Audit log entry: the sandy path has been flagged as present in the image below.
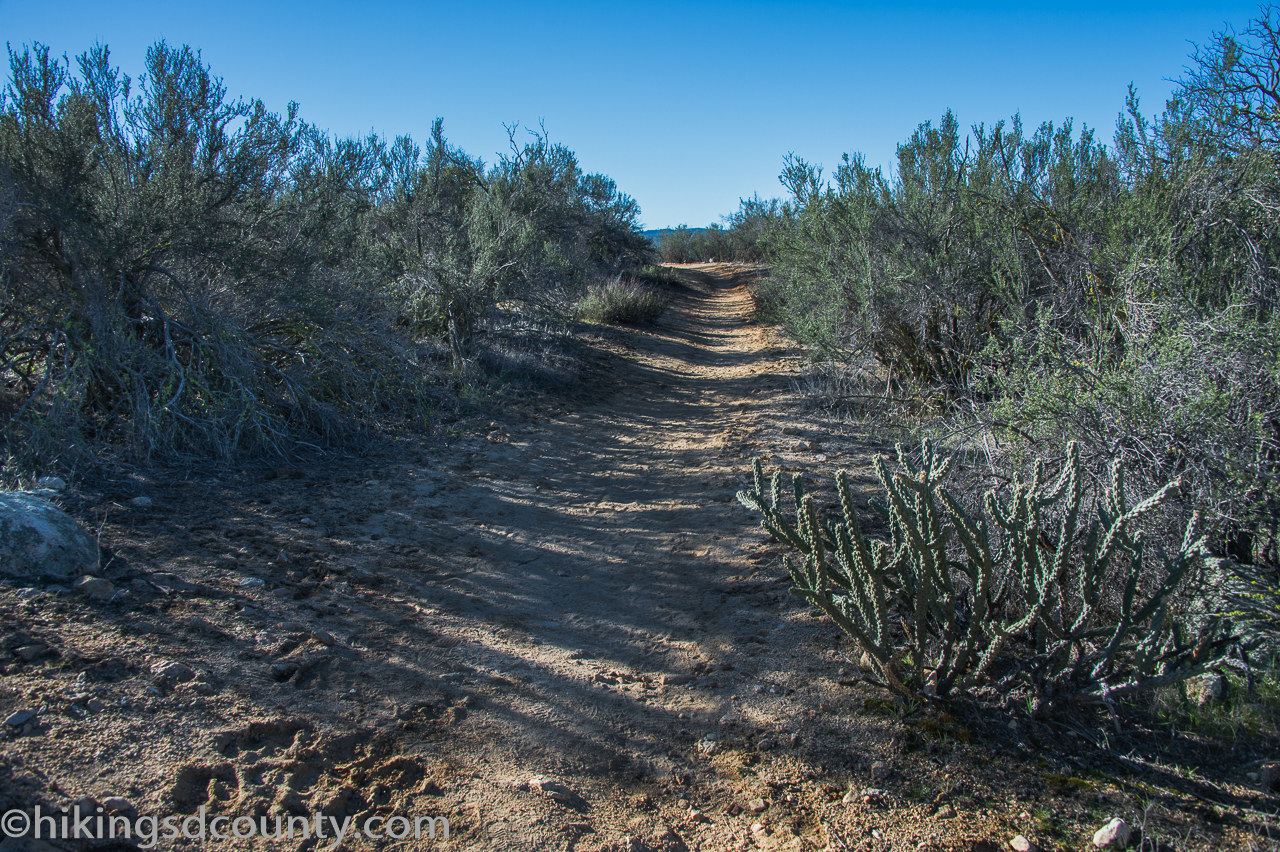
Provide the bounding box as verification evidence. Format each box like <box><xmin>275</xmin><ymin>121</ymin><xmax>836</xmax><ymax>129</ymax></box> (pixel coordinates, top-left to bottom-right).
<box><xmin>358</xmin><ymin>265</ymin><xmax>826</xmax><ymax>849</ymax></box>
<box><xmin>1</xmin><ymin>265</ymin><xmax>1013</xmax><ymax>852</ymax></box>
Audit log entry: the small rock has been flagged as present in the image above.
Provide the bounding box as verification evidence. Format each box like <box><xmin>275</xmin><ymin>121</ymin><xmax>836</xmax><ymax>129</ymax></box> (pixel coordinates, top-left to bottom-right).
<box><xmin>300</xmin><ymin>517</ymin><xmax>316</xmax><ymax>527</ymax></box>
<box><xmin>688</xmin><ymin>808</ymin><xmax>710</xmax><ymax>823</ymax></box>
<box><xmin>529</xmin><ymin>775</ymin><xmax>573</xmax><ymax>802</ymax></box>
<box><xmin>185</xmin><ymin>616</ymin><xmax>219</xmax><ymax>633</ymax></box>
<box><xmin>870</xmin><ymin>760</ymin><xmax>892</xmax><ymax>781</ymax></box>
<box><xmin>696</xmin><ymin>737</ymin><xmax>718</xmax><ymax>756</ymax></box>
<box><xmin>72</xmin><ymin>796</ymin><xmax>99</xmax><ymax>815</ymax></box>
<box><xmin>748</xmin><ymin>798</ymin><xmax>767</xmax><ymax>813</ymax></box>
<box><xmin>1092</xmin><ymin>817</ymin><xmax>1131</xmax><ymax>848</ymax></box>
<box><xmin>239</xmin><ymin>577</ymin><xmax>265</xmax><ymax>587</ymax></box>
<box><xmin>13</xmin><ymin>643</ymin><xmax>49</xmax><ymax>662</ymax></box>
<box><xmin>101</xmin><ymin>797</ymin><xmax>133</xmax><ymax>813</ymax></box>
<box><xmin>782</xmin><ymin>426</ymin><xmax>801</xmax><ymax>435</ymax></box>
<box><xmin>661</xmin><ymin>673</ymin><xmax>693</xmax><ymax>686</ymax></box>
<box><xmin>841</xmin><ymin>787</ymin><xmax>858</xmax><ymax>805</ymax></box>
<box><xmin>86</xmin><ymin>698</ymin><xmax>106</xmax><ymax>713</ymax></box>
<box><xmin>311</xmin><ymin>629</ymin><xmax>336</xmax><ymax>646</ymax></box>
<box><xmin>127</xmin><ymin>496</ymin><xmax>152</xmax><ymax>509</ymax></box>
<box><xmin>36</xmin><ymin>477</ymin><xmax>67</xmax><ymax>492</ymax></box>
<box><xmin>1186</xmin><ymin>672</ymin><xmax>1228</xmax><ymax>706</ymax></box>
<box><xmin>150</xmin><ymin>660</ymin><xmax>196</xmax><ymax>684</ymax></box>
<box><xmin>73</xmin><ymin>575</ymin><xmax>115</xmax><ymax>601</ymax></box>
<box><xmin>860</xmin><ymin>788</ymin><xmax>889</xmax><ymax>804</ymax></box>
<box><xmin>149</xmin><ymin>572</ymin><xmax>195</xmax><ymax>591</ymax></box>
<box><xmin>935</xmin><ymin>803</ymin><xmax>956</xmax><ymax>819</ymax></box>
<box><xmin>1009</xmin><ymin>837</ymin><xmax>1038</xmax><ymax>852</ymax></box>
<box><xmin>6</xmin><ymin>709</ymin><xmax>36</xmax><ymax>727</ymax></box>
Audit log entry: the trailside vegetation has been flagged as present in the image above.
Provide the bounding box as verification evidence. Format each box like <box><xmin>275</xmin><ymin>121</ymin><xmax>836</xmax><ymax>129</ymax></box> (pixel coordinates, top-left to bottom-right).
<box><xmin>0</xmin><ymin>42</ymin><xmax>652</xmax><ymax>467</ymax></box>
<box><xmin>733</xmin><ymin>8</ymin><xmax>1280</xmax><ymax>689</ymax></box>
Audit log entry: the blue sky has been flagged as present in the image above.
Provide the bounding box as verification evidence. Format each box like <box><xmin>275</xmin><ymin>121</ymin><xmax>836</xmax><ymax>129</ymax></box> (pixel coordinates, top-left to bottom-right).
<box><xmin>0</xmin><ymin>1</ymin><xmax>1261</xmax><ymax>229</ymax></box>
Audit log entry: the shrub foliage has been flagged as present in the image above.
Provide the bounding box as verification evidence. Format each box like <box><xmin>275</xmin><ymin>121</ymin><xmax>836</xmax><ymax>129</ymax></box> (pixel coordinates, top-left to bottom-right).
<box><xmin>0</xmin><ymin>42</ymin><xmax>652</xmax><ymax>464</ymax></box>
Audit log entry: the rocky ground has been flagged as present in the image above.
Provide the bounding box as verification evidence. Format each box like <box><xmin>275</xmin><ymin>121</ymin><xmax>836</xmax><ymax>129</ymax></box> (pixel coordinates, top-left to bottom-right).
<box><xmin>0</xmin><ymin>264</ymin><xmax>1276</xmax><ymax>851</ymax></box>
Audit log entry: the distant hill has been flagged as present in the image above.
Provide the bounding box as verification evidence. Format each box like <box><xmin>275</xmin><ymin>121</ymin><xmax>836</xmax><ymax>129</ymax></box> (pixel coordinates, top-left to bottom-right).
<box><xmin>643</xmin><ymin>227</ymin><xmax>706</xmax><ymax>247</ymax></box>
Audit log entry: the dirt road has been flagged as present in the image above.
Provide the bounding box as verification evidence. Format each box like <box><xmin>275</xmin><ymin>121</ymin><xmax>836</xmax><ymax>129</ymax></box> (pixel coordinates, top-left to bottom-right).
<box><xmin>0</xmin><ymin>265</ymin><xmax>1101</xmax><ymax>851</ymax></box>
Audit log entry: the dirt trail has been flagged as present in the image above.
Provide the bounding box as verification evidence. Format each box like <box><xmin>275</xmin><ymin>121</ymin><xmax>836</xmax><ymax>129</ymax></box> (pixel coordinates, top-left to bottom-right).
<box><xmin>1</xmin><ymin>265</ymin><xmax>1085</xmax><ymax>851</ymax></box>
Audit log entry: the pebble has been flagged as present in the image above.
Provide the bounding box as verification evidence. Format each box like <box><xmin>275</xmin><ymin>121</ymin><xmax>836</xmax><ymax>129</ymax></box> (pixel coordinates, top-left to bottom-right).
<box><xmin>661</xmin><ymin>673</ymin><xmax>692</xmax><ymax>686</ymax></box>
<box><xmin>150</xmin><ymin>660</ymin><xmax>196</xmax><ymax>684</ymax></box>
<box><xmin>127</xmin><ymin>496</ymin><xmax>152</xmax><ymax>508</ymax></box>
<box><xmin>5</xmin><ymin>709</ymin><xmax>36</xmax><ymax>727</ymax></box>
<box><xmin>36</xmin><ymin>476</ymin><xmax>67</xmax><ymax>491</ymax></box>
<box><xmin>239</xmin><ymin>577</ymin><xmax>265</xmax><ymax>587</ymax></box>
<box><xmin>1010</xmin><ymin>836</ymin><xmax>1038</xmax><ymax>852</ymax></box>
<box><xmin>102</xmin><ymin>797</ymin><xmax>133</xmax><ymax>813</ymax></box>
<box><xmin>748</xmin><ymin>798</ymin><xmax>767</xmax><ymax>813</ymax></box>
<box><xmin>311</xmin><ymin>629</ymin><xmax>336</xmax><ymax>646</ymax></box>
<box><xmin>528</xmin><ymin>775</ymin><xmax>573</xmax><ymax>802</ymax></box>
<box><xmin>73</xmin><ymin>575</ymin><xmax>115</xmax><ymax>601</ymax></box>
<box><xmin>13</xmin><ymin>644</ymin><xmax>48</xmax><ymax>662</ymax></box>
<box><xmin>870</xmin><ymin>760</ymin><xmax>892</xmax><ymax>781</ymax></box>
<box><xmin>1092</xmin><ymin>818</ymin><xmax>1131</xmax><ymax>848</ymax></box>
<box><xmin>859</xmin><ymin>788</ymin><xmax>889</xmax><ymax>804</ymax></box>
<box><xmin>934</xmin><ymin>803</ymin><xmax>956</xmax><ymax>819</ymax></box>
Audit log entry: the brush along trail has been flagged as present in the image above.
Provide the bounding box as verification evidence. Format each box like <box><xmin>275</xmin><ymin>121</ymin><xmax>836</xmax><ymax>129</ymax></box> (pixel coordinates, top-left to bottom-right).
<box><xmin>0</xmin><ymin>265</ymin><xmax>1256</xmax><ymax>851</ymax></box>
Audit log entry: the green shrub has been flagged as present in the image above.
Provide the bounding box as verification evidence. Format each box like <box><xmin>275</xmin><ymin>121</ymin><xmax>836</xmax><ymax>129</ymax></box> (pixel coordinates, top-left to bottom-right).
<box><xmin>738</xmin><ymin>441</ymin><xmax>1236</xmax><ymax>716</ymax></box>
<box><xmin>574</xmin><ymin>276</ymin><xmax>668</xmax><ymax>325</ymax></box>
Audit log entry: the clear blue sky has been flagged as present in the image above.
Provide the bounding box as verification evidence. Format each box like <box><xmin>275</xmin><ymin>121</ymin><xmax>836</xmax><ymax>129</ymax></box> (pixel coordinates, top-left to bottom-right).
<box><xmin>0</xmin><ymin>0</ymin><xmax>1261</xmax><ymax>229</ymax></box>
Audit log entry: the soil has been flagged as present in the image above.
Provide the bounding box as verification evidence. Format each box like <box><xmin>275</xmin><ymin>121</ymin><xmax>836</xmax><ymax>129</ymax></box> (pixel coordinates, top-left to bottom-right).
<box><xmin>0</xmin><ymin>264</ymin><xmax>1275</xmax><ymax>851</ymax></box>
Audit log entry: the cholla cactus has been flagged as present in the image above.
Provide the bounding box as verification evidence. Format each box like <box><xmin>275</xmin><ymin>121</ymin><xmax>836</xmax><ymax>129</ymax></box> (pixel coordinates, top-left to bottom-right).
<box><xmin>737</xmin><ymin>440</ymin><xmax>1235</xmax><ymax>714</ymax></box>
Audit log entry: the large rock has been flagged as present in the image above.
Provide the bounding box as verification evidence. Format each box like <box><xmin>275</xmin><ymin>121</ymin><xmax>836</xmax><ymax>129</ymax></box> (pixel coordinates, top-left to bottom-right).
<box><xmin>0</xmin><ymin>492</ymin><xmax>99</xmax><ymax>581</ymax></box>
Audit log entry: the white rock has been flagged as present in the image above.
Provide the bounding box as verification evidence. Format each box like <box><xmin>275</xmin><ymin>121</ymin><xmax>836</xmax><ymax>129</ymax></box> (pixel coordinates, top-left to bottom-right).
<box><xmin>1092</xmin><ymin>817</ymin><xmax>1131</xmax><ymax>848</ymax></box>
<box><xmin>35</xmin><ymin>477</ymin><xmax>67</xmax><ymax>492</ymax></box>
<box><xmin>0</xmin><ymin>492</ymin><xmax>99</xmax><ymax>580</ymax></box>
<box><xmin>1009</xmin><ymin>836</ymin><xmax>1037</xmax><ymax>852</ymax></box>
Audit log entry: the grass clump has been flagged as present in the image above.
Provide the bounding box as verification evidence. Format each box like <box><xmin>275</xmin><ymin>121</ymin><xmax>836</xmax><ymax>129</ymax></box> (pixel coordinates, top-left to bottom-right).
<box><xmin>575</xmin><ymin>276</ymin><xmax>669</xmax><ymax>325</ymax></box>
